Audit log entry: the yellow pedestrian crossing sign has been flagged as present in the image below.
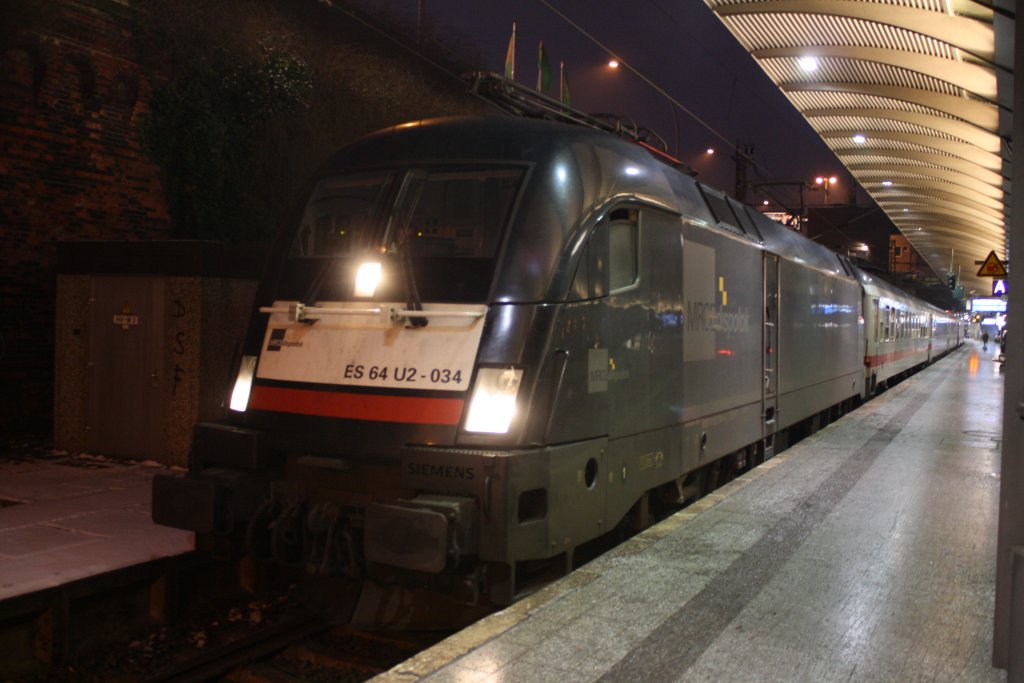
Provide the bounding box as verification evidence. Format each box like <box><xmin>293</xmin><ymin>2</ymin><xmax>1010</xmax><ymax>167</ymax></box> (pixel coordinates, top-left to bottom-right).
<box><xmin>976</xmin><ymin>251</ymin><xmax>1007</xmax><ymax>277</ymax></box>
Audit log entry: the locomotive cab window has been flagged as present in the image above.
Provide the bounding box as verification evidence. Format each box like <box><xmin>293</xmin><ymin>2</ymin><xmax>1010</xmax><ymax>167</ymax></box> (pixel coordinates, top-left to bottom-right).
<box><xmin>280</xmin><ymin>165</ymin><xmax>525</xmax><ymax>303</ymax></box>
<box><xmin>571</xmin><ymin>206</ymin><xmax>640</xmax><ymax>299</ymax></box>
<box><xmin>291</xmin><ymin>171</ymin><xmax>395</xmax><ymax>258</ymax></box>
<box><xmin>608</xmin><ymin>208</ymin><xmax>640</xmax><ymax>293</ymax></box>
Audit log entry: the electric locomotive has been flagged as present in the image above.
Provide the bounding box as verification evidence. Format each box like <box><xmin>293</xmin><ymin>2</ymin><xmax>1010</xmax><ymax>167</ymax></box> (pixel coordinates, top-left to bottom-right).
<box><xmin>152</xmin><ymin>75</ymin><xmax>955</xmax><ymax>619</ymax></box>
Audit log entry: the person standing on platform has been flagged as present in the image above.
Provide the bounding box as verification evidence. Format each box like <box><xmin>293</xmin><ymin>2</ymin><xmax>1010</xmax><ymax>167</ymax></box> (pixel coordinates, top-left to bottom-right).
<box><xmin>982</xmin><ymin>330</ymin><xmax>989</xmax><ymax>350</ymax></box>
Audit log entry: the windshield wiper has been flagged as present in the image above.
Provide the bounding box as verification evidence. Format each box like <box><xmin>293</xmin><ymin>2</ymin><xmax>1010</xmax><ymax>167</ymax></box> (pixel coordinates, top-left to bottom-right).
<box><xmin>386</xmin><ymin>170</ymin><xmax>430</xmax><ymax>327</ymax></box>
<box><xmin>399</xmin><ymin>242</ymin><xmax>428</xmax><ymax>327</ymax></box>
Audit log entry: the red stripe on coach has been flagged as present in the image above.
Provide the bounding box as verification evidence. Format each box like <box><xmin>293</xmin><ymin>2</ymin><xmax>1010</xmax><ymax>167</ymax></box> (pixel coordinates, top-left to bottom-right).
<box><xmin>865</xmin><ymin>345</ymin><xmax>929</xmax><ymax>368</ymax></box>
<box><xmin>249</xmin><ymin>385</ymin><xmax>465</xmax><ymax>425</ymax></box>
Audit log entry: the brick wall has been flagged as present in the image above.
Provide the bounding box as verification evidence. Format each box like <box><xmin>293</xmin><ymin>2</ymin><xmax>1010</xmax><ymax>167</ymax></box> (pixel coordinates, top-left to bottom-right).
<box><xmin>0</xmin><ymin>0</ymin><xmax>171</xmax><ymax>437</ymax></box>
<box><xmin>0</xmin><ymin>0</ymin><xmax>484</xmax><ymax>442</ymax></box>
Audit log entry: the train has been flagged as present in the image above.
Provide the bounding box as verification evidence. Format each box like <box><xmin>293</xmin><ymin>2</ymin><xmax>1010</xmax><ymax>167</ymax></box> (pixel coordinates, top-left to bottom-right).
<box><xmin>152</xmin><ymin>74</ymin><xmax>962</xmax><ymax>624</ymax></box>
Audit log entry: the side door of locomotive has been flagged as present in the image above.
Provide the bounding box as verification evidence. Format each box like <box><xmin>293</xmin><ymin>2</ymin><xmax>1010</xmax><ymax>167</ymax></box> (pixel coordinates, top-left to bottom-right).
<box><xmin>544</xmin><ymin>203</ymin><xmax>678</xmax><ymax>441</ymax></box>
<box><xmin>763</xmin><ymin>252</ymin><xmax>779</xmax><ymax>438</ymax></box>
<box><xmin>593</xmin><ymin>203</ymin><xmax>692</xmax><ymax>439</ymax></box>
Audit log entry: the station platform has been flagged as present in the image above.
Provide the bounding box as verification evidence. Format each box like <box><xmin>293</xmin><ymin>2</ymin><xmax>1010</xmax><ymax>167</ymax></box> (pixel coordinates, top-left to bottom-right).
<box><xmin>0</xmin><ymin>446</ymin><xmax>193</xmax><ymax>602</ymax></box>
<box><xmin>376</xmin><ymin>341</ymin><xmax>1007</xmax><ymax>683</ymax></box>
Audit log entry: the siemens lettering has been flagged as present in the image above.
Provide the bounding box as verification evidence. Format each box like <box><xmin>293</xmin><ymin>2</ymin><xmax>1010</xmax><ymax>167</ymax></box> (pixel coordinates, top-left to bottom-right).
<box><xmin>406</xmin><ymin>463</ymin><xmax>476</xmax><ymax>480</ymax></box>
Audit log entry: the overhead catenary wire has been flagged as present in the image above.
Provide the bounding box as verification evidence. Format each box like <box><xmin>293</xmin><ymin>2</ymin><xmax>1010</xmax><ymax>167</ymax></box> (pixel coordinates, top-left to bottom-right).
<box><xmin>535</xmin><ymin>0</ymin><xmax>771</xmax><ymax>178</ymax></box>
<box><xmin>317</xmin><ymin>0</ymin><xmax>467</xmax><ymax>86</ymax></box>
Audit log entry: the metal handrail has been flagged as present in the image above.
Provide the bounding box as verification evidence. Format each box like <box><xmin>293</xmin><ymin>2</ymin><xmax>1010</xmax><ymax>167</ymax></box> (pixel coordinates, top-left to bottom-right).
<box><xmin>259</xmin><ymin>302</ymin><xmax>485</xmax><ymax>323</ymax></box>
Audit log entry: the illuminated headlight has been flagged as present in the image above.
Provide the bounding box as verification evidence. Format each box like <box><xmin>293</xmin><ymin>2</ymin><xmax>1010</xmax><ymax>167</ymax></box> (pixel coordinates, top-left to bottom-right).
<box><xmin>229</xmin><ymin>355</ymin><xmax>258</xmax><ymax>412</ymax></box>
<box><xmin>464</xmin><ymin>367</ymin><xmax>523</xmax><ymax>434</ymax></box>
<box><xmin>355</xmin><ymin>261</ymin><xmax>382</xmax><ymax>297</ymax></box>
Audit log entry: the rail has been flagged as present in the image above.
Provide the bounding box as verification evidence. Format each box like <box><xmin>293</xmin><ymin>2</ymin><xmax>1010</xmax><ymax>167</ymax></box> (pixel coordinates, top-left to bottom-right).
<box><xmin>144</xmin><ymin>613</ymin><xmax>328</xmax><ymax>683</ymax></box>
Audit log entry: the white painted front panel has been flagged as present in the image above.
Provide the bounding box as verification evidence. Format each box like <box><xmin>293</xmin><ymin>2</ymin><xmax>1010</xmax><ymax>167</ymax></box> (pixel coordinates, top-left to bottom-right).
<box><xmin>255</xmin><ymin>301</ymin><xmax>487</xmax><ymax>392</ymax></box>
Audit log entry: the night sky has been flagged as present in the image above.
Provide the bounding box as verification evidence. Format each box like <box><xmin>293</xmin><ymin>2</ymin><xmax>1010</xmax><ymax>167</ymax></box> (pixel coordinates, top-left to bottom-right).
<box><xmin>346</xmin><ymin>0</ymin><xmax>856</xmax><ymax>209</ymax></box>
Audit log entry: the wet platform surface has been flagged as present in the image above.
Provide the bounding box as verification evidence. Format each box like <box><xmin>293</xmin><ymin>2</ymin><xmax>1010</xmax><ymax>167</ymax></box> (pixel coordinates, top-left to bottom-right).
<box><xmin>0</xmin><ymin>450</ymin><xmax>193</xmax><ymax>601</ymax></box>
<box><xmin>378</xmin><ymin>342</ymin><xmax>1007</xmax><ymax>682</ymax></box>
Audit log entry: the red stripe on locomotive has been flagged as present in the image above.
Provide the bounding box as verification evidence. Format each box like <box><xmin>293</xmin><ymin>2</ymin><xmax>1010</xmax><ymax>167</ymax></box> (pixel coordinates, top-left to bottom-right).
<box><xmin>249</xmin><ymin>385</ymin><xmax>465</xmax><ymax>425</ymax></box>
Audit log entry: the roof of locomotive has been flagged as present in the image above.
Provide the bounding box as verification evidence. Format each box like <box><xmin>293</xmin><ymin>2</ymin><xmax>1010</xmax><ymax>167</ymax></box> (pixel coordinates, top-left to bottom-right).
<box><xmin>324</xmin><ymin>115</ymin><xmax>659</xmax><ymax>173</ymax></box>
<box><xmin>324</xmin><ymin>115</ymin><xmax>704</xmax><ymax>302</ymax></box>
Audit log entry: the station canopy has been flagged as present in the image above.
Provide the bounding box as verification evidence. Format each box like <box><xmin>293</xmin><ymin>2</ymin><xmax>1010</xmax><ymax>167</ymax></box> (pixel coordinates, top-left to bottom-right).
<box><xmin>705</xmin><ymin>0</ymin><xmax>1012</xmax><ymax>298</ymax></box>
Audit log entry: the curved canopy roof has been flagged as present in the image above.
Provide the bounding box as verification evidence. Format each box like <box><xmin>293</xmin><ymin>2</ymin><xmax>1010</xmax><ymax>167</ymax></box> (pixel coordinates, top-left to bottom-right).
<box><xmin>705</xmin><ymin>0</ymin><xmax>1011</xmax><ymax>299</ymax></box>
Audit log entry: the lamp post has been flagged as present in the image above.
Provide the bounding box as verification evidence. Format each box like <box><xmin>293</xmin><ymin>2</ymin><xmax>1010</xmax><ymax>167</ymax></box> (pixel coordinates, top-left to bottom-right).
<box><xmin>815</xmin><ymin>175</ymin><xmax>838</xmax><ymax>204</ymax></box>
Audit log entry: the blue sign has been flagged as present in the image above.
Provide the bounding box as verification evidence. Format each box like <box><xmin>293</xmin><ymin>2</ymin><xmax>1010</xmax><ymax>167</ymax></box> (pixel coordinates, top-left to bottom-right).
<box><xmin>992</xmin><ymin>279</ymin><xmax>1007</xmax><ymax>296</ymax></box>
<box><xmin>972</xmin><ymin>297</ymin><xmax>1007</xmax><ymax>313</ymax></box>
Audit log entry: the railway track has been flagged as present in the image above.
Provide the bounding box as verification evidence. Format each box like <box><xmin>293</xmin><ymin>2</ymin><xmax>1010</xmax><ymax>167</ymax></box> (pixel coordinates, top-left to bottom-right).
<box><xmin>138</xmin><ymin>614</ymin><xmax>447</xmax><ymax>683</ymax></box>
<box><xmin>0</xmin><ymin>546</ymin><xmax>445</xmax><ymax>683</ymax></box>
<box><xmin>143</xmin><ymin>612</ymin><xmax>328</xmax><ymax>683</ymax></box>
<box><xmin>223</xmin><ymin>628</ymin><xmax>448</xmax><ymax>683</ymax></box>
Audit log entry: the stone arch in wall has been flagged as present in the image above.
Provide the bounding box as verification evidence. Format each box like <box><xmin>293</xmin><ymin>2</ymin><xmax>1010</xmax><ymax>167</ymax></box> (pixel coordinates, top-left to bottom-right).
<box><xmin>0</xmin><ymin>43</ymin><xmax>48</xmax><ymax>99</ymax></box>
<box><xmin>105</xmin><ymin>70</ymin><xmax>140</xmax><ymax>122</ymax></box>
<box><xmin>108</xmin><ymin>71</ymin><xmax>139</xmax><ymax>111</ymax></box>
<box><xmin>63</xmin><ymin>52</ymin><xmax>99</xmax><ymax>113</ymax></box>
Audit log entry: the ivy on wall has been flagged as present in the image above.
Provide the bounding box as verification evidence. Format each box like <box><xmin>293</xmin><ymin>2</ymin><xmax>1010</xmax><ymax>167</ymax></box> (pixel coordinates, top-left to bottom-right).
<box><xmin>140</xmin><ymin>43</ymin><xmax>311</xmax><ymax>244</ymax></box>
<box><xmin>134</xmin><ymin>0</ymin><xmax>486</xmax><ymax>247</ymax></box>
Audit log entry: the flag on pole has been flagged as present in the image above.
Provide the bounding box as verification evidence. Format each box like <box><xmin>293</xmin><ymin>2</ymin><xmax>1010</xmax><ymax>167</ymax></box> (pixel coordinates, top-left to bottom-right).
<box><xmin>537</xmin><ymin>40</ymin><xmax>552</xmax><ymax>93</ymax></box>
<box><xmin>560</xmin><ymin>61</ymin><xmax>570</xmax><ymax>107</ymax></box>
<box><xmin>504</xmin><ymin>22</ymin><xmax>516</xmax><ymax>79</ymax></box>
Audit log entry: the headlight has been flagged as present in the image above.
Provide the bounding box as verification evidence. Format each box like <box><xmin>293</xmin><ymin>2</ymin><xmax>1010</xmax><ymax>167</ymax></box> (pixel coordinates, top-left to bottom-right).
<box><xmin>464</xmin><ymin>367</ymin><xmax>523</xmax><ymax>434</ymax></box>
<box><xmin>354</xmin><ymin>261</ymin><xmax>382</xmax><ymax>297</ymax></box>
<box><xmin>229</xmin><ymin>355</ymin><xmax>258</xmax><ymax>412</ymax></box>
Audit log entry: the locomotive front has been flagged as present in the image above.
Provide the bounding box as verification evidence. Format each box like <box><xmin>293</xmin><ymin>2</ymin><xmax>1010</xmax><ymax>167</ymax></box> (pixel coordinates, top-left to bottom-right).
<box><xmin>152</xmin><ymin>117</ymin><xmax>642</xmax><ymax>609</ymax></box>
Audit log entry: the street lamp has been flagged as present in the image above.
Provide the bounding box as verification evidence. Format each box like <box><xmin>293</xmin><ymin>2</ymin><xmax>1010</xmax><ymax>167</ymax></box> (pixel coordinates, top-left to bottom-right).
<box><xmin>604</xmin><ymin>58</ymin><xmax>678</xmax><ymax>158</ymax></box>
<box><xmin>815</xmin><ymin>175</ymin><xmax>838</xmax><ymax>204</ymax></box>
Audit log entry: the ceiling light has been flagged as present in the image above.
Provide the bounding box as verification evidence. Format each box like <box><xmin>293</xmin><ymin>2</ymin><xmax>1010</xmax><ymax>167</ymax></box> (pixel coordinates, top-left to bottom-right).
<box><xmin>608</xmin><ymin>59</ymin><xmax>619</xmax><ymax>69</ymax></box>
<box><xmin>882</xmin><ymin>180</ymin><xmax>893</xmax><ymax>187</ymax></box>
<box><xmin>798</xmin><ymin>56</ymin><xmax>819</xmax><ymax>72</ymax></box>
<box><xmin>852</xmin><ymin>134</ymin><xmax>867</xmax><ymax>144</ymax></box>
